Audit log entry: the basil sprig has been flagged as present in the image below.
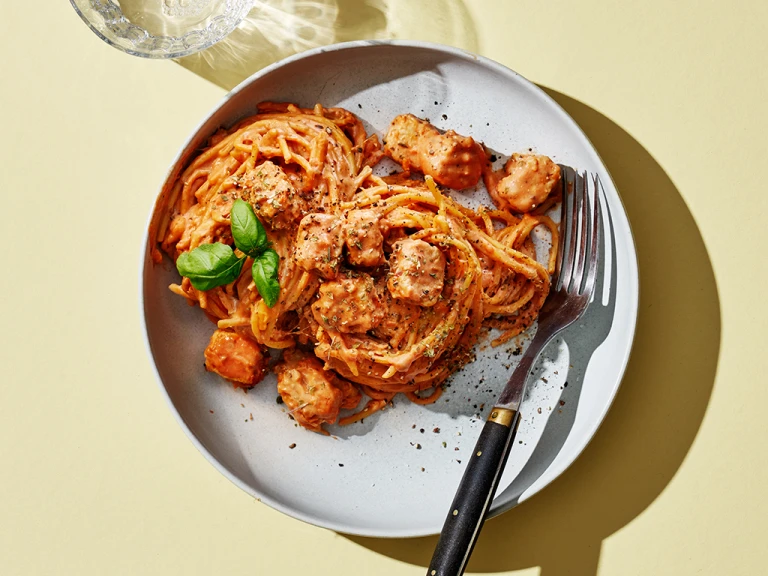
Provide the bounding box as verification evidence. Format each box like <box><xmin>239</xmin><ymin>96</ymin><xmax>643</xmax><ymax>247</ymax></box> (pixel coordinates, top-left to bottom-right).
<box><xmin>231</xmin><ymin>198</ymin><xmax>267</xmax><ymax>255</ymax></box>
<box><xmin>251</xmin><ymin>248</ymin><xmax>280</xmax><ymax>308</ymax></box>
<box><xmin>175</xmin><ymin>243</ymin><xmax>245</xmax><ymax>291</ymax></box>
<box><xmin>175</xmin><ymin>199</ymin><xmax>281</xmax><ymax>307</ymax></box>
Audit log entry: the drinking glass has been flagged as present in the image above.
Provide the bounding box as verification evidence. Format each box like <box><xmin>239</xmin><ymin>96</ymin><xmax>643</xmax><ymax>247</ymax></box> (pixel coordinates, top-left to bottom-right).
<box><xmin>71</xmin><ymin>0</ymin><xmax>254</xmax><ymax>58</ymax></box>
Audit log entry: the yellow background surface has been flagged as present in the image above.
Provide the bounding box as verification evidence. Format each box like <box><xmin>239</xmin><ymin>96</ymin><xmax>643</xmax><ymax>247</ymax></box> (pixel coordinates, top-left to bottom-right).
<box><xmin>1</xmin><ymin>1</ymin><xmax>766</xmax><ymax>575</ymax></box>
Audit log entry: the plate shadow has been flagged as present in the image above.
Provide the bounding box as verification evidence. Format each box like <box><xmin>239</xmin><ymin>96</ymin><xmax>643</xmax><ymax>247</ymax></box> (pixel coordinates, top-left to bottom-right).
<box><xmin>344</xmin><ymin>89</ymin><xmax>721</xmax><ymax>575</ymax></box>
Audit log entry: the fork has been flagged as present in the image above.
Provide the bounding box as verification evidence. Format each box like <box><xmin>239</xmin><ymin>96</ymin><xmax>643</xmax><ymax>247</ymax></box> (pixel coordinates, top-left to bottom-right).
<box><xmin>427</xmin><ymin>170</ymin><xmax>603</xmax><ymax>576</ymax></box>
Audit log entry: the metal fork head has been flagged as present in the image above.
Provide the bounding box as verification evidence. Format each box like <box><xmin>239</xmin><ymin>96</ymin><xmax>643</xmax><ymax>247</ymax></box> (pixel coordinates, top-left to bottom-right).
<box><xmin>539</xmin><ymin>168</ymin><xmax>602</xmax><ymax>328</ymax></box>
<box><xmin>495</xmin><ymin>168</ymin><xmax>603</xmax><ymax>410</ymax></box>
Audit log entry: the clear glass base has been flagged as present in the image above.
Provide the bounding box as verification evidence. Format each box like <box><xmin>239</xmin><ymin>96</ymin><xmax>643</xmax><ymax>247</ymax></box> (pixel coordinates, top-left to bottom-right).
<box><xmin>71</xmin><ymin>0</ymin><xmax>253</xmax><ymax>59</ymax></box>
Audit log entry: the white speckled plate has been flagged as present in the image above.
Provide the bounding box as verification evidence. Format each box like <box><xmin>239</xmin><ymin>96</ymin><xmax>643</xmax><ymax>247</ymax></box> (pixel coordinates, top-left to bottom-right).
<box><xmin>141</xmin><ymin>41</ymin><xmax>639</xmax><ymax>537</ymax></box>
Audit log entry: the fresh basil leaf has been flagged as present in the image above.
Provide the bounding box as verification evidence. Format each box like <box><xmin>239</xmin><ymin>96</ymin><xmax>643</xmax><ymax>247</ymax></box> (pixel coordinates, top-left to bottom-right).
<box><xmin>231</xmin><ymin>199</ymin><xmax>267</xmax><ymax>257</ymax></box>
<box><xmin>252</xmin><ymin>248</ymin><xmax>280</xmax><ymax>308</ymax></box>
<box><xmin>176</xmin><ymin>243</ymin><xmax>245</xmax><ymax>291</ymax></box>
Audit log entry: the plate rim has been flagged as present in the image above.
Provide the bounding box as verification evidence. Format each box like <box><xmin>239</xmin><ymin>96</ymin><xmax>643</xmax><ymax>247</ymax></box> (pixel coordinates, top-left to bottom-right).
<box><xmin>139</xmin><ymin>39</ymin><xmax>640</xmax><ymax>538</ymax></box>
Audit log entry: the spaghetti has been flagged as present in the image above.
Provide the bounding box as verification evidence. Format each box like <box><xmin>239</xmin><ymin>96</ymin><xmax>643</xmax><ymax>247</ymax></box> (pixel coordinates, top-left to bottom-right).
<box><xmin>151</xmin><ymin>102</ymin><xmax>561</xmax><ymax>433</ymax></box>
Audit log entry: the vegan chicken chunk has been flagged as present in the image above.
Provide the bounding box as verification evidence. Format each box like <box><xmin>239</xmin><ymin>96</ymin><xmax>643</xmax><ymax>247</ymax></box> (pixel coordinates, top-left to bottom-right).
<box><xmin>343</xmin><ymin>209</ymin><xmax>385</xmax><ymax>267</ymax></box>
<box><xmin>275</xmin><ymin>349</ymin><xmax>361</xmax><ymax>433</ymax></box>
<box><xmin>231</xmin><ymin>160</ymin><xmax>307</xmax><ymax>229</ymax></box>
<box><xmin>204</xmin><ymin>329</ymin><xmax>268</xmax><ymax>387</ymax></box>
<box><xmin>294</xmin><ymin>213</ymin><xmax>345</xmax><ymax>279</ymax></box>
<box><xmin>311</xmin><ymin>272</ymin><xmax>384</xmax><ymax>333</ymax></box>
<box><xmin>387</xmin><ymin>238</ymin><xmax>446</xmax><ymax>307</ymax></box>
<box><xmin>490</xmin><ymin>153</ymin><xmax>561</xmax><ymax>213</ymax></box>
<box><xmin>384</xmin><ymin>114</ymin><xmax>485</xmax><ymax>190</ymax></box>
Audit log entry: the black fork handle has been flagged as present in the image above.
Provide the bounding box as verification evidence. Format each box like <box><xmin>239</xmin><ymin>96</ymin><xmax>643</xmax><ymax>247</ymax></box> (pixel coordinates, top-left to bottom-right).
<box><xmin>427</xmin><ymin>408</ymin><xmax>520</xmax><ymax>576</ymax></box>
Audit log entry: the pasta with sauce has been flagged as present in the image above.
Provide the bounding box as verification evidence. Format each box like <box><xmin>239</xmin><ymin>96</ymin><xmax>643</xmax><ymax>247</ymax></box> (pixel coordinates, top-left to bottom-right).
<box><xmin>150</xmin><ymin>102</ymin><xmax>561</xmax><ymax>433</ymax></box>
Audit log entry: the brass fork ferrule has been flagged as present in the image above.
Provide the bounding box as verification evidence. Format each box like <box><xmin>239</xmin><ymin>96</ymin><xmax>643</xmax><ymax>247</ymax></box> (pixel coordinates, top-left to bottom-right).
<box><xmin>487</xmin><ymin>407</ymin><xmax>516</xmax><ymax>427</ymax></box>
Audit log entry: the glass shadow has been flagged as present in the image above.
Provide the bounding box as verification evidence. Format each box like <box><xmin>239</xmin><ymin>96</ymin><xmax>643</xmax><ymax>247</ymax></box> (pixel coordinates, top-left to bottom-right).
<box><xmin>175</xmin><ymin>0</ymin><xmax>478</xmax><ymax>90</ymax></box>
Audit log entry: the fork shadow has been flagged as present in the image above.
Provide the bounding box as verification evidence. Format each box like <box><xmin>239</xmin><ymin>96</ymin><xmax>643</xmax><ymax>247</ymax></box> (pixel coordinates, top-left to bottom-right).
<box><xmin>344</xmin><ymin>89</ymin><xmax>721</xmax><ymax>575</ymax></box>
<box><xmin>175</xmin><ymin>0</ymin><xmax>478</xmax><ymax>90</ymax></box>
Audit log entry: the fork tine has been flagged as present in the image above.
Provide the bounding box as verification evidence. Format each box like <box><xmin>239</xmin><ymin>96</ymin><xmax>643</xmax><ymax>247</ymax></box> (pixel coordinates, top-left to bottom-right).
<box><xmin>569</xmin><ymin>171</ymin><xmax>588</xmax><ymax>291</ymax></box>
<box><xmin>582</xmin><ymin>173</ymin><xmax>602</xmax><ymax>296</ymax></box>
<box><xmin>552</xmin><ymin>166</ymin><xmax>569</xmax><ymax>289</ymax></box>
<box><xmin>559</xmin><ymin>169</ymin><xmax>579</xmax><ymax>291</ymax></box>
